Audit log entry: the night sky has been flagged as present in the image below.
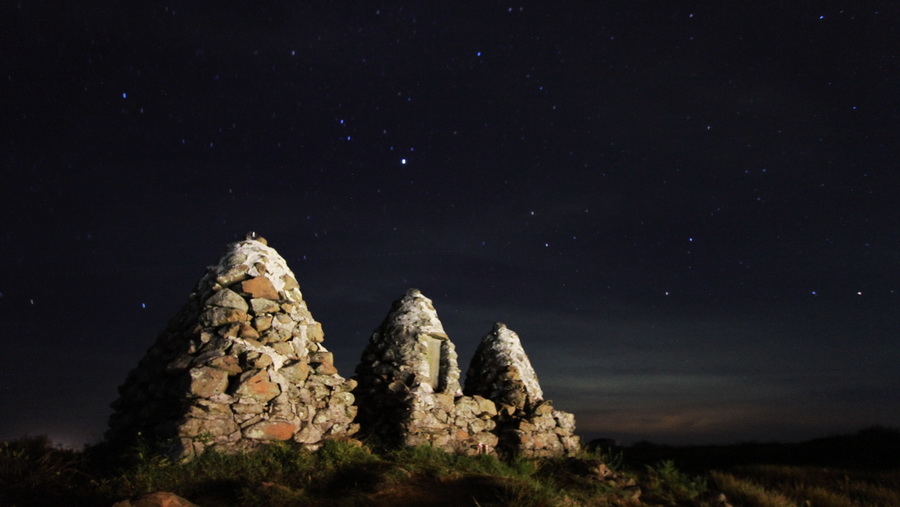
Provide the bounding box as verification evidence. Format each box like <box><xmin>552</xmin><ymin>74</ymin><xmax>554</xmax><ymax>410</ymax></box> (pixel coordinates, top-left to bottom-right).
<box><xmin>2</xmin><ymin>2</ymin><xmax>898</xmax><ymax>448</ymax></box>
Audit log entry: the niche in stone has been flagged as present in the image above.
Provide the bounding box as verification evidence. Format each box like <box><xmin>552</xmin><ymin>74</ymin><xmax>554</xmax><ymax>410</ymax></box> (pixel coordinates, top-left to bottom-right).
<box><xmin>423</xmin><ymin>334</ymin><xmax>443</xmax><ymax>390</ymax></box>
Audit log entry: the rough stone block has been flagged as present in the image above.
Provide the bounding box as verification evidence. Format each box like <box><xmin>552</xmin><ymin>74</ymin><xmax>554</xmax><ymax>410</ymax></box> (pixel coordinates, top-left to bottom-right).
<box><xmin>279</xmin><ymin>361</ymin><xmax>309</xmax><ymax>384</ymax></box>
<box><xmin>307</xmin><ymin>322</ymin><xmax>324</xmax><ymax>343</ymax></box>
<box><xmin>216</xmin><ymin>264</ymin><xmax>250</xmax><ymax>286</ymax></box>
<box><xmin>472</xmin><ymin>395</ymin><xmax>498</xmax><ymax>417</ymax></box>
<box><xmin>254</xmin><ymin>314</ymin><xmax>273</xmax><ymax>331</ymax></box>
<box><xmin>281</xmin><ymin>274</ymin><xmax>300</xmax><ymax>291</ymax></box>
<box><xmin>244</xmin><ymin>420</ymin><xmax>297</xmax><ymax>441</ymax></box>
<box><xmin>242</xmin><ymin>276</ymin><xmax>279</xmax><ymax>300</ymax></box>
<box><xmin>237</xmin><ymin>322</ymin><xmax>259</xmax><ymax>339</ymax></box>
<box><xmin>201</xmin><ymin>307</ymin><xmax>250</xmax><ymax>327</ymax></box>
<box><xmin>534</xmin><ymin>401</ymin><xmax>554</xmax><ymax>416</ymax></box>
<box><xmin>271</xmin><ymin>342</ymin><xmax>294</xmax><ymax>356</ymax></box>
<box><xmin>315</xmin><ymin>362</ymin><xmax>338</xmax><ymax>375</ymax></box>
<box><xmin>250</xmin><ymin>298</ymin><xmax>280</xmax><ymax>314</ymax></box>
<box><xmin>309</xmin><ymin>351</ymin><xmax>333</xmax><ymax>365</ymax></box>
<box><xmin>205</xmin><ymin>288</ymin><xmax>249</xmax><ymax>312</ymax></box>
<box><xmin>234</xmin><ymin>369</ymin><xmax>280</xmax><ymax>403</ymax></box>
<box><xmin>189</xmin><ymin>367</ymin><xmax>229</xmax><ymax>398</ymax></box>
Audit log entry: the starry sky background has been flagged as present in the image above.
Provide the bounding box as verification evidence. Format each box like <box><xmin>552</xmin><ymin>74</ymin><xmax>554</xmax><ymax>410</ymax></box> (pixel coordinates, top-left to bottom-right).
<box><xmin>2</xmin><ymin>1</ymin><xmax>898</xmax><ymax>447</ymax></box>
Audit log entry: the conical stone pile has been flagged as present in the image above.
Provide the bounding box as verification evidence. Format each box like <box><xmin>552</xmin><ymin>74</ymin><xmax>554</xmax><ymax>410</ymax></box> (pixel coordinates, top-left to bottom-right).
<box><xmin>107</xmin><ymin>234</ymin><xmax>358</xmax><ymax>458</ymax></box>
<box><xmin>465</xmin><ymin>323</ymin><xmax>580</xmax><ymax>457</ymax></box>
<box><xmin>353</xmin><ymin>289</ymin><xmax>500</xmax><ymax>454</ymax></box>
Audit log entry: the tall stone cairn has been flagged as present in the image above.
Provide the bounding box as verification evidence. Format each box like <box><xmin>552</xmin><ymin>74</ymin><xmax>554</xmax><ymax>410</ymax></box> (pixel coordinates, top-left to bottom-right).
<box><xmin>465</xmin><ymin>322</ymin><xmax>580</xmax><ymax>457</ymax></box>
<box><xmin>107</xmin><ymin>234</ymin><xmax>358</xmax><ymax>458</ymax></box>
<box><xmin>353</xmin><ymin>289</ymin><xmax>499</xmax><ymax>454</ymax></box>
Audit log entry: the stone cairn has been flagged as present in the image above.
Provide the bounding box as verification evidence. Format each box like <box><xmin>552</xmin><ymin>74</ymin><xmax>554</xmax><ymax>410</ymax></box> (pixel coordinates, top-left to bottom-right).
<box><xmin>106</xmin><ymin>234</ymin><xmax>358</xmax><ymax>458</ymax></box>
<box><xmin>465</xmin><ymin>322</ymin><xmax>581</xmax><ymax>457</ymax></box>
<box><xmin>353</xmin><ymin>289</ymin><xmax>500</xmax><ymax>454</ymax></box>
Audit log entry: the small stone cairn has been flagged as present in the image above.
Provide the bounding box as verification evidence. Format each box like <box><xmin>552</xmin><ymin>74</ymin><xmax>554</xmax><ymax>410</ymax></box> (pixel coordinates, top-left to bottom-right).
<box><xmin>353</xmin><ymin>289</ymin><xmax>500</xmax><ymax>454</ymax></box>
<box><xmin>465</xmin><ymin>322</ymin><xmax>581</xmax><ymax>457</ymax></box>
<box><xmin>107</xmin><ymin>234</ymin><xmax>358</xmax><ymax>458</ymax></box>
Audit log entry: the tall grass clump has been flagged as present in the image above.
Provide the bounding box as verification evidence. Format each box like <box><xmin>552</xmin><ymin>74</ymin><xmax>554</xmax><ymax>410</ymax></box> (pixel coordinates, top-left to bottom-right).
<box><xmin>0</xmin><ymin>436</ymin><xmax>92</xmax><ymax>506</ymax></box>
<box><xmin>726</xmin><ymin>464</ymin><xmax>900</xmax><ymax>507</ymax></box>
<box><xmin>95</xmin><ymin>440</ymin><xmax>323</xmax><ymax>505</ymax></box>
<box><xmin>710</xmin><ymin>470</ymin><xmax>795</xmax><ymax>507</ymax></box>
<box><xmin>642</xmin><ymin>459</ymin><xmax>709</xmax><ymax>504</ymax></box>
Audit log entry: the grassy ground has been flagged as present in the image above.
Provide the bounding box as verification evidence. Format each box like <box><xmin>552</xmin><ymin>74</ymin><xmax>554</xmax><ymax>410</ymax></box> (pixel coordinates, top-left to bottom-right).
<box><xmin>710</xmin><ymin>465</ymin><xmax>900</xmax><ymax>507</ymax></box>
<box><xmin>0</xmin><ymin>436</ymin><xmax>648</xmax><ymax>506</ymax></box>
<box><xmin>2</xmin><ymin>428</ymin><xmax>898</xmax><ymax>506</ymax></box>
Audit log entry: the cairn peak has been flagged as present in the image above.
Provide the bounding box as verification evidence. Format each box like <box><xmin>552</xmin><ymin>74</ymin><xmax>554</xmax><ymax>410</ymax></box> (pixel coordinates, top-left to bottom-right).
<box><xmin>380</xmin><ymin>287</ymin><xmax>448</xmax><ymax>340</ymax></box>
<box><xmin>466</xmin><ymin>322</ymin><xmax>543</xmax><ymax>410</ymax></box>
<box><xmin>206</xmin><ymin>237</ymin><xmax>300</xmax><ymax>301</ymax></box>
<box><xmin>244</xmin><ymin>231</ymin><xmax>268</xmax><ymax>245</ymax></box>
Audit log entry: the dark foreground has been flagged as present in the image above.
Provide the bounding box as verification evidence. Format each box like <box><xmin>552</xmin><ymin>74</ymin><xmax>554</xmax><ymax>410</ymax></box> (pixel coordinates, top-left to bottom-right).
<box><xmin>2</xmin><ymin>427</ymin><xmax>898</xmax><ymax>506</ymax></box>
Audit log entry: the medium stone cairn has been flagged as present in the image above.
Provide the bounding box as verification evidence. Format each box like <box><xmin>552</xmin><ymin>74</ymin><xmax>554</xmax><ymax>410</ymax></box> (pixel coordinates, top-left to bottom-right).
<box><xmin>107</xmin><ymin>234</ymin><xmax>358</xmax><ymax>458</ymax></box>
<box><xmin>353</xmin><ymin>289</ymin><xmax>500</xmax><ymax>454</ymax></box>
<box><xmin>465</xmin><ymin>322</ymin><xmax>581</xmax><ymax>457</ymax></box>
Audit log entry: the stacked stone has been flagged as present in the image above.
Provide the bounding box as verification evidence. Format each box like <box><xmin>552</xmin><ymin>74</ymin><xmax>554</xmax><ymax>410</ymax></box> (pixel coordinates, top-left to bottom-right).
<box><xmin>107</xmin><ymin>234</ymin><xmax>358</xmax><ymax>458</ymax></box>
<box><xmin>465</xmin><ymin>322</ymin><xmax>580</xmax><ymax>457</ymax></box>
<box><xmin>353</xmin><ymin>289</ymin><xmax>499</xmax><ymax>454</ymax></box>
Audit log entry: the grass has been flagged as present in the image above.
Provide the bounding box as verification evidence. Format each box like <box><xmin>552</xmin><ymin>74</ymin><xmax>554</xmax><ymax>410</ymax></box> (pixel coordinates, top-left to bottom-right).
<box><xmin>711</xmin><ymin>464</ymin><xmax>900</xmax><ymax>507</ymax></box>
<box><xmin>3</xmin><ymin>428</ymin><xmax>899</xmax><ymax>506</ymax></box>
<box><xmin>642</xmin><ymin>459</ymin><xmax>709</xmax><ymax>504</ymax></box>
<box><xmin>0</xmin><ymin>436</ymin><xmax>640</xmax><ymax>506</ymax></box>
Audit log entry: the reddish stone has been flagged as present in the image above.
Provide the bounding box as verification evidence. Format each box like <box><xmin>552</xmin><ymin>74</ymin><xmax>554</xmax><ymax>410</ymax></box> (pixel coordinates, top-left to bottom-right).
<box><xmin>235</xmin><ymin>369</ymin><xmax>280</xmax><ymax>403</ymax></box>
<box><xmin>242</xmin><ymin>276</ymin><xmax>279</xmax><ymax>300</ymax></box>
<box><xmin>113</xmin><ymin>491</ymin><xmax>198</xmax><ymax>507</ymax></box>
<box><xmin>245</xmin><ymin>420</ymin><xmax>296</xmax><ymax>441</ymax></box>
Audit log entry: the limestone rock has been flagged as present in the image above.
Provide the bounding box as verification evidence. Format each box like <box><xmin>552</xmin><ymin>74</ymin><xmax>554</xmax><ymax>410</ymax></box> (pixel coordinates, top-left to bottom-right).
<box><xmin>188</xmin><ymin>367</ymin><xmax>229</xmax><ymax>398</ymax></box>
<box><xmin>205</xmin><ymin>288</ymin><xmax>249</xmax><ymax>312</ymax></box>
